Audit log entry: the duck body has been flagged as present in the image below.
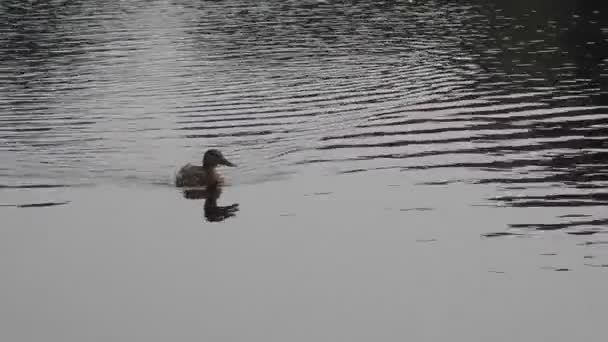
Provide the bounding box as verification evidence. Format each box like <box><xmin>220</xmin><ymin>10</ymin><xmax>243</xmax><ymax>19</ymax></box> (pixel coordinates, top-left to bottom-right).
<box><xmin>175</xmin><ymin>164</ymin><xmax>222</xmax><ymax>187</ymax></box>
<box><xmin>175</xmin><ymin>149</ymin><xmax>235</xmax><ymax>188</ymax></box>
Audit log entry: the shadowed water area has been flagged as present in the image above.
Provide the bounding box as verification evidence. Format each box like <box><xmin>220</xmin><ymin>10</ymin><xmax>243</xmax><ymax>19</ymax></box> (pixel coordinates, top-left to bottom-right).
<box><xmin>1</xmin><ymin>0</ymin><xmax>607</xmax><ymax>341</ymax></box>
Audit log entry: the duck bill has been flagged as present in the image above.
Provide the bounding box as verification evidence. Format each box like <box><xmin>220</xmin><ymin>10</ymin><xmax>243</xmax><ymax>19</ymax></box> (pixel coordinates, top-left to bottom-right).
<box><xmin>221</xmin><ymin>158</ymin><xmax>236</xmax><ymax>167</ymax></box>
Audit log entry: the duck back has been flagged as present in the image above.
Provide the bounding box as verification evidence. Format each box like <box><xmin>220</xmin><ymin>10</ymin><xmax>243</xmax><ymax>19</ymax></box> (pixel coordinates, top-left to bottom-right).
<box><xmin>175</xmin><ymin>164</ymin><xmax>206</xmax><ymax>187</ymax></box>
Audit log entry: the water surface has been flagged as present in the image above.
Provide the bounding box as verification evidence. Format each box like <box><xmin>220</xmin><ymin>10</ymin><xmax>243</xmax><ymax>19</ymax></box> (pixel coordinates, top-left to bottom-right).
<box><xmin>1</xmin><ymin>0</ymin><xmax>607</xmax><ymax>341</ymax></box>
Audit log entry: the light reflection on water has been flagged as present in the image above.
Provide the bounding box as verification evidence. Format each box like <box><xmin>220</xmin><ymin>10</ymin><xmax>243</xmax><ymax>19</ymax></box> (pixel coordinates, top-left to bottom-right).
<box><xmin>1</xmin><ymin>2</ymin><xmax>608</xmax><ymax>340</ymax></box>
<box><xmin>0</xmin><ymin>2</ymin><xmax>607</xmax><ymax>251</ymax></box>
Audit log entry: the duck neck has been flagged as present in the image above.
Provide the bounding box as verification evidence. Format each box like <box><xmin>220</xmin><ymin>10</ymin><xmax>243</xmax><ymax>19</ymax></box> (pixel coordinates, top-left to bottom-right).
<box><xmin>202</xmin><ymin>163</ymin><xmax>216</xmax><ymax>171</ymax></box>
<box><xmin>204</xmin><ymin>166</ymin><xmax>220</xmax><ymax>187</ymax></box>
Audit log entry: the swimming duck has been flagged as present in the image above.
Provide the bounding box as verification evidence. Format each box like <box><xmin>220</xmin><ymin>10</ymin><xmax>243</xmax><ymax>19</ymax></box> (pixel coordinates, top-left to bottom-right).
<box><xmin>175</xmin><ymin>149</ymin><xmax>235</xmax><ymax>187</ymax></box>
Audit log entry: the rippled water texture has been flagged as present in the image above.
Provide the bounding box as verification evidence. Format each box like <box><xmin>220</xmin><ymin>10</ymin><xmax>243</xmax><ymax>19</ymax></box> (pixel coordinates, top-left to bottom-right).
<box><xmin>2</xmin><ymin>0</ymin><xmax>607</xmax><ymax>214</ymax></box>
<box><xmin>1</xmin><ymin>0</ymin><xmax>607</xmax><ymax>340</ymax></box>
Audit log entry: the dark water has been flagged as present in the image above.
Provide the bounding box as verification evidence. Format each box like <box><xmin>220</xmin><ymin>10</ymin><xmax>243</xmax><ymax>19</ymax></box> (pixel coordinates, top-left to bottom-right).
<box><xmin>2</xmin><ymin>0</ymin><xmax>606</xmax><ymax>220</ymax></box>
<box><xmin>1</xmin><ymin>0</ymin><xmax>607</xmax><ymax>341</ymax></box>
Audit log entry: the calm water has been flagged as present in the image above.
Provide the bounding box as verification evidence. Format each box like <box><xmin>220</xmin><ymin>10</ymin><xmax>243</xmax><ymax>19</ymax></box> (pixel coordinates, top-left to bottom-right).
<box><xmin>1</xmin><ymin>0</ymin><xmax>607</xmax><ymax>341</ymax></box>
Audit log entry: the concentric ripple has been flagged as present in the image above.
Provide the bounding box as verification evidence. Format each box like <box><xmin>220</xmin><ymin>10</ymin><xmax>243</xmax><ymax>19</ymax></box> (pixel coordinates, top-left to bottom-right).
<box><xmin>0</xmin><ymin>0</ymin><xmax>606</xmax><ymax>232</ymax></box>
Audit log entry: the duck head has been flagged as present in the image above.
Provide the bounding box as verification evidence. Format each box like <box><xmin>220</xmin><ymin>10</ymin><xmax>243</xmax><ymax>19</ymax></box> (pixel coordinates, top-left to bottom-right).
<box><xmin>202</xmin><ymin>149</ymin><xmax>236</xmax><ymax>169</ymax></box>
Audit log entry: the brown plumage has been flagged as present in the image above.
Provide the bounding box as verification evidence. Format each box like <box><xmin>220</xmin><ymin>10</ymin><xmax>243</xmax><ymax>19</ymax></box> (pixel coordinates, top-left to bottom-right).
<box><xmin>175</xmin><ymin>149</ymin><xmax>235</xmax><ymax>187</ymax></box>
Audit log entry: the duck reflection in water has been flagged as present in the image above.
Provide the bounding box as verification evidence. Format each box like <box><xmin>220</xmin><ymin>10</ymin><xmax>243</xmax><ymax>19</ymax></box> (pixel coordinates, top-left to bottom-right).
<box><xmin>183</xmin><ymin>185</ymin><xmax>239</xmax><ymax>222</ymax></box>
<box><xmin>177</xmin><ymin>149</ymin><xmax>239</xmax><ymax>222</ymax></box>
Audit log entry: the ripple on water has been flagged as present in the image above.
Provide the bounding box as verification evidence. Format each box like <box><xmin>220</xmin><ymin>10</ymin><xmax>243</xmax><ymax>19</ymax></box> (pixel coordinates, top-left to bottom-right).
<box><xmin>0</xmin><ymin>0</ymin><xmax>606</xmax><ymax>237</ymax></box>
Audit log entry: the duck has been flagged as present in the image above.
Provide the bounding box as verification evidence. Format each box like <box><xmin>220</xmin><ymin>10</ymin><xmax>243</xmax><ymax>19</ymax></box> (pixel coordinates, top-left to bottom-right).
<box><xmin>175</xmin><ymin>149</ymin><xmax>236</xmax><ymax>188</ymax></box>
